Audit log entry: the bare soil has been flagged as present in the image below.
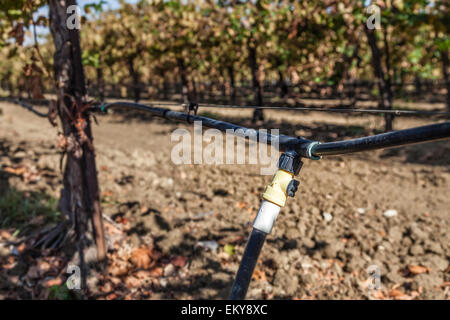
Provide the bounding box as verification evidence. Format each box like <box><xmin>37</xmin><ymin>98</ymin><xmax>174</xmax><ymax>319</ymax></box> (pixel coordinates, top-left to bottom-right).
<box><xmin>0</xmin><ymin>100</ymin><xmax>449</xmax><ymax>300</ymax></box>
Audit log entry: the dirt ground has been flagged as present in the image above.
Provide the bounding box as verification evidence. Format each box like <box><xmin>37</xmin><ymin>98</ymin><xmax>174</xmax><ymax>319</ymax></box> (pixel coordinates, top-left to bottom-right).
<box><xmin>0</xmin><ymin>100</ymin><xmax>449</xmax><ymax>300</ymax></box>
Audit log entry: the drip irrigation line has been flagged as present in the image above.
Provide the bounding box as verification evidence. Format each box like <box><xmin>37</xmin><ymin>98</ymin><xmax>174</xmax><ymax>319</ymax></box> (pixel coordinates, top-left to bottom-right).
<box><xmin>96</xmin><ymin>102</ymin><xmax>450</xmax><ymax>159</ymax></box>
<box><xmin>4</xmin><ymin>98</ymin><xmax>49</xmax><ymax>118</ymax></box>
<box><xmin>313</xmin><ymin>122</ymin><xmax>450</xmax><ymax>156</ymax></box>
<box><xmin>136</xmin><ymin>101</ymin><xmax>450</xmax><ymax>116</ymax></box>
<box><xmin>96</xmin><ymin>101</ymin><xmax>313</xmax><ymax>158</ymax></box>
<box><xmin>192</xmin><ymin>102</ymin><xmax>450</xmax><ymax>116</ymax></box>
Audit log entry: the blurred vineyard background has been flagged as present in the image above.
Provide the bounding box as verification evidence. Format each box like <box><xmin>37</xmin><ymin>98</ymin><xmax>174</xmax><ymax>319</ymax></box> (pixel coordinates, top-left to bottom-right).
<box><xmin>1</xmin><ymin>1</ymin><xmax>449</xmax><ymax>125</ymax></box>
<box><xmin>0</xmin><ymin>0</ymin><xmax>449</xmax><ymax>300</ymax></box>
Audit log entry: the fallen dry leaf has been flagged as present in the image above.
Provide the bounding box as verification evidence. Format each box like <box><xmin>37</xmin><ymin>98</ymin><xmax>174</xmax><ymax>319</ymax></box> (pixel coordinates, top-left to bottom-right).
<box><xmin>148</xmin><ymin>267</ymin><xmax>163</xmax><ymax>277</ymax></box>
<box><xmin>4</xmin><ymin>166</ymin><xmax>26</xmax><ymax>175</ymax></box>
<box><xmin>38</xmin><ymin>259</ymin><xmax>51</xmax><ymax>270</ymax></box>
<box><xmin>4</xmin><ymin>166</ymin><xmax>40</xmax><ymax>183</ymax></box>
<box><xmin>101</xmin><ymin>190</ymin><xmax>113</xmax><ymax>198</ymax></box>
<box><xmin>408</xmin><ymin>265</ymin><xmax>431</xmax><ymax>275</ymax></box>
<box><xmin>218</xmin><ymin>235</ymin><xmax>244</xmax><ymax>245</ymax></box>
<box><xmin>371</xmin><ymin>290</ymin><xmax>385</xmax><ymax>299</ymax></box>
<box><xmin>43</xmin><ymin>277</ymin><xmax>63</xmax><ymax>287</ymax></box>
<box><xmin>0</xmin><ymin>229</ymin><xmax>12</xmax><ymax>240</ymax></box>
<box><xmin>125</xmin><ymin>276</ymin><xmax>141</xmax><ymax>288</ymax></box>
<box><xmin>106</xmin><ymin>293</ymin><xmax>118</xmax><ymax>300</ymax></box>
<box><xmin>108</xmin><ymin>260</ymin><xmax>130</xmax><ymax>277</ymax></box>
<box><xmin>134</xmin><ymin>270</ymin><xmax>154</xmax><ymax>279</ymax></box>
<box><xmin>140</xmin><ymin>206</ymin><xmax>148</xmax><ymax>214</ymax></box>
<box><xmin>389</xmin><ymin>289</ymin><xmax>410</xmax><ymax>300</ymax></box>
<box><xmin>130</xmin><ymin>247</ymin><xmax>153</xmax><ymax>269</ymax></box>
<box><xmin>252</xmin><ymin>268</ymin><xmax>267</xmax><ymax>281</ymax></box>
<box><xmin>101</xmin><ymin>282</ymin><xmax>113</xmax><ymax>293</ymax></box>
<box><xmin>236</xmin><ymin>202</ymin><xmax>247</xmax><ymax>209</ymax></box>
<box><xmin>17</xmin><ymin>242</ymin><xmax>27</xmax><ymax>253</ymax></box>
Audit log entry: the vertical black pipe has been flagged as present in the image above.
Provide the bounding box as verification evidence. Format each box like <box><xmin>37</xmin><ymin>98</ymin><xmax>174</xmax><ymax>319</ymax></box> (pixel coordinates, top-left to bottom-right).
<box><xmin>229</xmin><ymin>228</ymin><xmax>267</xmax><ymax>300</ymax></box>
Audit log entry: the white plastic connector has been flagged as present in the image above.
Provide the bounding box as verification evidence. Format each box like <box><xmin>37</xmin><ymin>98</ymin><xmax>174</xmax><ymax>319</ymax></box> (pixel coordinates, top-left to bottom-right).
<box><xmin>253</xmin><ymin>200</ymin><xmax>281</xmax><ymax>234</ymax></box>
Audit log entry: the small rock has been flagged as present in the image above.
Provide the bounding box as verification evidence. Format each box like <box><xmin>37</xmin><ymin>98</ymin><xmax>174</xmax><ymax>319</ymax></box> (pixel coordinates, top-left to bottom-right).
<box><xmin>324</xmin><ymin>241</ymin><xmax>344</xmax><ymax>258</ymax></box>
<box><xmin>0</xmin><ymin>244</ymin><xmax>9</xmax><ymax>257</ymax></box>
<box><xmin>401</xmin><ymin>236</ymin><xmax>413</xmax><ymax>247</ymax></box>
<box><xmin>425</xmin><ymin>255</ymin><xmax>449</xmax><ymax>272</ymax></box>
<box><xmin>273</xmin><ymin>269</ymin><xmax>298</xmax><ymax>296</ymax></box>
<box><xmin>333</xmin><ymin>262</ymin><xmax>344</xmax><ymax>277</ymax></box>
<box><xmin>194</xmin><ymin>210</ymin><xmax>214</xmax><ymax>219</ymax></box>
<box><xmin>302</xmin><ymin>238</ymin><xmax>315</xmax><ymax>248</ymax></box>
<box><xmin>248</xmin><ymin>288</ymin><xmax>263</xmax><ymax>299</ymax></box>
<box><xmin>196</xmin><ymin>240</ymin><xmax>219</xmax><ymax>252</ymax></box>
<box><xmin>159</xmin><ymin>278</ymin><xmax>168</xmax><ymax>288</ymax></box>
<box><xmin>423</xmin><ymin>241</ymin><xmax>443</xmax><ymax>255</ymax></box>
<box><xmin>383</xmin><ymin>209</ymin><xmax>398</xmax><ymax>218</ymax></box>
<box><xmin>130</xmin><ymin>234</ymin><xmax>142</xmax><ymax>248</ymax></box>
<box><xmin>163</xmin><ymin>264</ymin><xmax>176</xmax><ymax>277</ymax></box>
<box><xmin>388</xmin><ymin>226</ymin><xmax>403</xmax><ymax>242</ymax></box>
<box><xmin>13</xmin><ymin>151</ymin><xmax>26</xmax><ymax>159</ymax></box>
<box><xmin>414</xmin><ymin>273</ymin><xmax>443</xmax><ymax>291</ymax></box>
<box><xmin>285</xmin><ymin>227</ymin><xmax>300</xmax><ymax>239</ymax></box>
<box><xmin>322</xmin><ymin>212</ymin><xmax>333</xmax><ymax>222</ymax></box>
<box><xmin>357</xmin><ymin>208</ymin><xmax>366</xmax><ymax>215</ymax></box>
<box><xmin>300</xmin><ymin>272</ymin><xmax>318</xmax><ymax>285</ymax></box>
<box><xmin>409</xmin><ymin>244</ymin><xmax>424</xmax><ymax>256</ymax></box>
<box><xmin>409</xmin><ymin>224</ymin><xmax>427</xmax><ymax>241</ymax></box>
<box><xmin>385</xmin><ymin>270</ymin><xmax>403</xmax><ymax>284</ymax></box>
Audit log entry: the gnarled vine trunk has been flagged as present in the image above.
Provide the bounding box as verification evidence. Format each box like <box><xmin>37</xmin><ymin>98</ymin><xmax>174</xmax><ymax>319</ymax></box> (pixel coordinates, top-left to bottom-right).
<box><xmin>49</xmin><ymin>0</ymin><xmax>106</xmax><ymax>288</ymax></box>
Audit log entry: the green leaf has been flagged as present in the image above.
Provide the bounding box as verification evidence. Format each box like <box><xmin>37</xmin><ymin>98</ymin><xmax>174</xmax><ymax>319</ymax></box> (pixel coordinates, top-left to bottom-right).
<box><xmin>224</xmin><ymin>244</ymin><xmax>235</xmax><ymax>256</ymax></box>
<box><xmin>7</xmin><ymin>9</ymin><xmax>23</xmax><ymax>17</ymax></box>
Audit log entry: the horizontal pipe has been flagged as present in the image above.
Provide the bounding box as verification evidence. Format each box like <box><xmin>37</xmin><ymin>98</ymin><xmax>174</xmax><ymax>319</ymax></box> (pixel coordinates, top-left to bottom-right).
<box><xmin>312</xmin><ymin>122</ymin><xmax>450</xmax><ymax>157</ymax></box>
<box><xmin>196</xmin><ymin>103</ymin><xmax>450</xmax><ymax>117</ymax></box>
<box><xmin>98</xmin><ymin>103</ymin><xmax>450</xmax><ymax>159</ymax></box>
<box><xmin>99</xmin><ymin>102</ymin><xmax>314</xmax><ymax>158</ymax></box>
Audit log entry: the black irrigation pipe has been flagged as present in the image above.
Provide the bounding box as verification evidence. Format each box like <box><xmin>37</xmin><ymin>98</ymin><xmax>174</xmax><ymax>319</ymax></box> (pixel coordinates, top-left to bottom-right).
<box><xmin>229</xmin><ymin>229</ymin><xmax>266</xmax><ymax>300</ymax></box>
<box><xmin>193</xmin><ymin>102</ymin><xmax>450</xmax><ymax>116</ymax></box>
<box><xmin>3</xmin><ymin>98</ymin><xmax>49</xmax><ymax>118</ymax></box>
<box><xmin>97</xmin><ymin>102</ymin><xmax>450</xmax><ymax>159</ymax></box>
<box><xmin>140</xmin><ymin>101</ymin><xmax>450</xmax><ymax>116</ymax></box>
<box><xmin>8</xmin><ymin>96</ymin><xmax>450</xmax><ymax>117</ymax></box>
<box><xmin>97</xmin><ymin>102</ymin><xmax>314</xmax><ymax>158</ymax></box>
<box><xmin>313</xmin><ymin>122</ymin><xmax>450</xmax><ymax>157</ymax></box>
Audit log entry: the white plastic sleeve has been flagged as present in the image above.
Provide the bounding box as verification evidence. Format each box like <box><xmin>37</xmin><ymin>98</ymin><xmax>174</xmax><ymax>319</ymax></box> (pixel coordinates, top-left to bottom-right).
<box><xmin>253</xmin><ymin>200</ymin><xmax>281</xmax><ymax>234</ymax></box>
